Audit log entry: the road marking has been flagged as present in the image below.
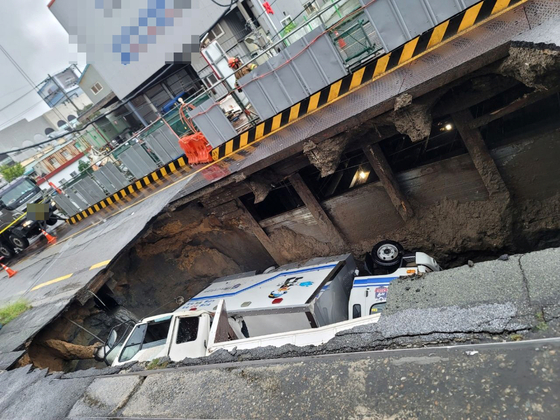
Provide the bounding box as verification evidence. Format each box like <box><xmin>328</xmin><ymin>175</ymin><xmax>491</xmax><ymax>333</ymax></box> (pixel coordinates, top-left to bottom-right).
<box><xmin>31</xmin><ymin>273</ymin><xmax>73</xmax><ymax>291</ymax></box>
<box><xmin>90</xmin><ymin>260</ymin><xmax>111</xmax><ymax>270</ymax></box>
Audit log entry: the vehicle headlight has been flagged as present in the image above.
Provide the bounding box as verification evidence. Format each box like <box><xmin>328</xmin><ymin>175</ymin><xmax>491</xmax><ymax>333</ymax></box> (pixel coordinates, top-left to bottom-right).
<box><xmin>22</xmin><ymin>220</ymin><xmax>33</xmax><ymax>228</ymax></box>
<box><xmin>51</xmin><ymin>200</ymin><xmax>57</xmax><ymax>208</ymax></box>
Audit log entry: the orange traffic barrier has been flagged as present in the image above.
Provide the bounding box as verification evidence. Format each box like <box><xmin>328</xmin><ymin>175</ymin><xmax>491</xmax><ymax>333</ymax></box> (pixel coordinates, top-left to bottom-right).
<box><xmin>0</xmin><ymin>257</ymin><xmax>17</xmax><ymax>278</ymax></box>
<box><xmin>41</xmin><ymin>229</ymin><xmax>57</xmax><ymax>245</ymax></box>
<box><xmin>179</xmin><ymin>132</ymin><xmax>213</xmax><ymax>165</ymax></box>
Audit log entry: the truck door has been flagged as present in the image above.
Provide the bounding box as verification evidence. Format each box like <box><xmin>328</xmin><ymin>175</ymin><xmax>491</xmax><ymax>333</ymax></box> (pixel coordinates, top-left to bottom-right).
<box><xmin>168</xmin><ymin>314</ymin><xmax>210</xmax><ymax>361</ymax></box>
<box><xmin>348</xmin><ymin>287</ymin><xmax>368</xmax><ymax>319</ymax></box>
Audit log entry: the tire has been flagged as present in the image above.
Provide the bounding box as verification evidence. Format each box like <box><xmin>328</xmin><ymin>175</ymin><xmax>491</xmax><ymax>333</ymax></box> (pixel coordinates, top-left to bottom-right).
<box><xmin>0</xmin><ymin>242</ymin><xmax>14</xmax><ymax>259</ymax></box>
<box><xmin>9</xmin><ymin>234</ymin><xmax>29</xmax><ymax>249</ymax></box>
<box><xmin>46</xmin><ymin>217</ymin><xmax>57</xmax><ymax>226</ymax></box>
<box><xmin>371</xmin><ymin>240</ymin><xmax>404</xmax><ymax>267</ymax></box>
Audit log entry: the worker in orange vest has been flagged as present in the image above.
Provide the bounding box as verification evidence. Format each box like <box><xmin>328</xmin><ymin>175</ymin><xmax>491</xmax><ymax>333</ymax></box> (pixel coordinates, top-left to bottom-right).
<box><xmin>228</xmin><ymin>57</ymin><xmax>257</xmax><ymax>92</ymax></box>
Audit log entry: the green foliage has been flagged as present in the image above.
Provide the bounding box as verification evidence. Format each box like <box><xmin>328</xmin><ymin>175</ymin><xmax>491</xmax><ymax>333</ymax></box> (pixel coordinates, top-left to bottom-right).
<box><xmin>0</xmin><ymin>163</ymin><xmax>25</xmax><ymax>182</ymax></box>
<box><xmin>0</xmin><ymin>300</ymin><xmax>31</xmax><ymax>325</ymax></box>
<box><xmin>146</xmin><ymin>358</ymin><xmax>169</xmax><ymax>370</ymax></box>
<box><xmin>78</xmin><ymin>160</ymin><xmax>90</xmax><ymax>173</ymax></box>
<box><xmin>281</xmin><ymin>21</ymin><xmax>297</xmax><ymax>36</ymax></box>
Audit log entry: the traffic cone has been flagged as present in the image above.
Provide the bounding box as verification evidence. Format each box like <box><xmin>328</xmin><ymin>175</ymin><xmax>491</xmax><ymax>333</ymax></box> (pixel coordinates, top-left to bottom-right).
<box><xmin>0</xmin><ymin>258</ymin><xmax>17</xmax><ymax>278</ymax></box>
<box><xmin>41</xmin><ymin>229</ymin><xmax>57</xmax><ymax>245</ymax></box>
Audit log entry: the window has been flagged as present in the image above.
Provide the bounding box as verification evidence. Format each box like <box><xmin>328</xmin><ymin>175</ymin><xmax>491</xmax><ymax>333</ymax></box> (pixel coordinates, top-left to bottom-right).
<box><xmin>48</xmin><ymin>157</ymin><xmax>61</xmax><ymax>169</ymax></box>
<box><xmin>204</xmin><ymin>74</ymin><xmax>219</xmax><ymax>95</ymax></box>
<box><xmin>370</xmin><ymin>302</ymin><xmax>386</xmax><ymax>314</ymax></box>
<box><xmin>176</xmin><ymin>317</ymin><xmax>199</xmax><ymax>344</ymax></box>
<box><xmin>352</xmin><ymin>304</ymin><xmax>362</xmax><ymax>319</ymax></box>
<box><xmin>70</xmin><ymin>171</ymin><xmax>78</xmax><ymax>178</ymax></box>
<box><xmin>207</xmin><ymin>23</ymin><xmax>224</xmax><ymax>42</ymax></box>
<box><xmin>119</xmin><ymin>318</ymin><xmax>172</xmax><ymax>363</ymax></box>
<box><xmin>281</xmin><ymin>16</ymin><xmax>292</xmax><ymax>28</ymax></box>
<box><xmin>204</xmin><ymin>73</ymin><xmax>218</xmax><ymax>89</ymax></box>
<box><xmin>91</xmin><ymin>82</ymin><xmax>103</xmax><ymax>95</ymax></box>
<box><xmin>61</xmin><ymin>150</ymin><xmax>72</xmax><ymax>160</ymax></box>
<box><xmin>59</xmin><ymin>178</ymin><xmax>67</xmax><ymax>185</ymax></box>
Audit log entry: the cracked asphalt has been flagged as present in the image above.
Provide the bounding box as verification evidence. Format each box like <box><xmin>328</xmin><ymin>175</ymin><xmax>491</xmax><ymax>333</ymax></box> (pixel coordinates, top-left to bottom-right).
<box><xmin>0</xmin><ymin>247</ymin><xmax>559</xmax><ymax>418</ymax></box>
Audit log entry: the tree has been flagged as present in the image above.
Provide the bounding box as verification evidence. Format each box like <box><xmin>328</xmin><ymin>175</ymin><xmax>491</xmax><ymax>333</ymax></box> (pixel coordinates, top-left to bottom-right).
<box><xmin>0</xmin><ymin>163</ymin><xmax>25</xmax><ymax>182</ymax></box>
<box><xmin>78</xmin><ymin>160</ymin><xmax>90</xmax><ymax>173</ymax></box>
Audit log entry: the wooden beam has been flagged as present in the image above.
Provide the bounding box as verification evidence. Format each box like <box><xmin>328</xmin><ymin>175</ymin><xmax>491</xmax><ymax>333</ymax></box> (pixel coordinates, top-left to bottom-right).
<box><xmin>453</xmin><ymin>109</ymin><xmax>510</xmax><ymax>199</ymax></box>
<box><xmin>288</xmin><ymin>173</ymin><xmax>347</xmax><ymax>251</ymax></box>
<box><xmin>468</xmin><ymin>88</ymin><xmax>559</xmax><ymax>129</ymax></box>
<box><xmin>362</xmin><ymin>143</ymin><xmax>414</xmax><ymax>221</ymax></box>
<box><xmin>235</xmin><ymin>199</ymin><xmax>289</xmax><ymax>266</ymax></box>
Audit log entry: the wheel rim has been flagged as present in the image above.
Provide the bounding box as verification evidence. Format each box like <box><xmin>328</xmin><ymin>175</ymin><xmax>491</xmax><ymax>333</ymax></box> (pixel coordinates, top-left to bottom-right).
<box><xmin>377</xmin><ymin>244</ymin><xmax>399</xmax><ymax>262</ymax></box>
<box><xmin>0</xmin><ymin>247</ymin><xmax>10</xmax><ymax>257</ymax></box>
<box><xmin>12</xmin><ymin>238</ymin><xmax>24</xmax><ymax>248</ymax></box>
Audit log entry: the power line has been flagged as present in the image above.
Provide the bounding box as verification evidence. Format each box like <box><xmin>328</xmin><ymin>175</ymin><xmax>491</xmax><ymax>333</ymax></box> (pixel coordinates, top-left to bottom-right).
<box><xmin>0</xmin><ymin>88</ymin><xmax>37</xmax><ymax>114</ymax></box>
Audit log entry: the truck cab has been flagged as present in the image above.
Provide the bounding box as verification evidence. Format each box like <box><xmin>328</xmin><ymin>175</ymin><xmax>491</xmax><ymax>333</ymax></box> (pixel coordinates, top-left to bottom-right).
<box><xmin>99</xmin><ymin>309</ymin><xmax>247</xmax><ymax>367</ymax></box>
<box><xmin>0</xmin><ymin>176</ymin><xmax>58</xmax><ymax>257</ymax></box>
<box><xmin>348</xmin><ymin>251</ymin><xmax>441</xmax><ymax>319</ymax></box>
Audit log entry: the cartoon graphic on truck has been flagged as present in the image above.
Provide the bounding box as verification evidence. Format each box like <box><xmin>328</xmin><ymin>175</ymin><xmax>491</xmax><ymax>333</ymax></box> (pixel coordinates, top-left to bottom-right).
<box><xmin>96</xmin><ymin>241</ymin><xmax>441</xmax><ymax>366</ymax></box>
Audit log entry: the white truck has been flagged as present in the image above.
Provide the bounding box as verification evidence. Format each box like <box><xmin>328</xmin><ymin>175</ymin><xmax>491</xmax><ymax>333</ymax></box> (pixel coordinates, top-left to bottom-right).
<box><xmin>97</xmin><ymin>242</ymin><xmax>440</xmax><ymax>366</ymax></box>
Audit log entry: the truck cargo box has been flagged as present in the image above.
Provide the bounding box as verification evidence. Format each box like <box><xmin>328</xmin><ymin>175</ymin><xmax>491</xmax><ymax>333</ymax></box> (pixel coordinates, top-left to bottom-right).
<box><xmin>178</xmin><ymin>254</ymin><xmax>356</xmax><ymax>337</ymax></box>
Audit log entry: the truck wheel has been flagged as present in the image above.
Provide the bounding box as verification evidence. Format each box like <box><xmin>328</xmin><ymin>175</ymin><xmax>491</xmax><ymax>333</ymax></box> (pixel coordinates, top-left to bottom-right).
<box><xmin>371</xmin><ymin>240</ymin><xmax>404</xmax><ymax>267</ymax></box>
<box><xmin>9</xmin><ymin>235</ymin><xmax>29</xmax><ymax>249</ymax></box>
<box><xmin>46</xmin><ymin>217</ymin><xmax>57</xmax><ymax>226</ymax></box>
<box><xmin>0</xmin><ymin>242</ymin><xmax>14</xmax><ymax>259</ymax></box>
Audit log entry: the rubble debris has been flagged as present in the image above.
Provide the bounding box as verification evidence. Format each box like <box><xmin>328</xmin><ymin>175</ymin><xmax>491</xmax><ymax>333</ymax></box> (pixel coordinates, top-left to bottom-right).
<box><xmin>391</xmin><ymin>93</ymin><xmax>433</xmax><ymax>142</ymax></box>
<box><xmin>468</xmin><ymin>260</ymin><xmax>475</xmax><ymax>267</ymax></box>
<box><xmin>498</xmin><ymin>254</ymin><xmax>509</xmax><ymax>261</ymax></box>
<box><xmin>499</xmin><ymin>42</ymin><xmax>560</xmax><ymax>91</ymax></box>
<box><xmin>303</xmin><ymin>133</ymin><xmax>351</xmax><ymax>177</ymax></box>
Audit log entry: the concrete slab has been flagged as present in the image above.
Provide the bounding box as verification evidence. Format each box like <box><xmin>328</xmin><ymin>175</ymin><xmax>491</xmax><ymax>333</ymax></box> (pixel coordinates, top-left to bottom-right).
<box><xmin>513</xmin><ymin>13</ymin><xmax>560</xmax><ymax>46</ymax></box>
<box><xmin>0</xmin><ymin>350</ymin><xmax>24</xmax><ymax>370</ymax></box>
<box><xmin>68</xmin><ymin>375</ymin><xmax>142</xmax><ymax>418</ymax></box>
<box><xmin>521</xmin><ymin>247</ymin><xmax>560</xmax><ymax>318</ymax></box>
<box><xmin>0</xmin><ymin>300</ymin><xmax>68</xmax><ymax>353</ymax></box>
<box><xmin>0</xmin><ymin>366</ymin><xmax>48</xmax><ymax>413</ymax></box>
<box><xmin>384</xmin><ymin>256</ymin><xmax>529</xmax><ymax>315</ymax></box>
<box><xmin>121</xmin><ymin>339</ymin><xmax>560</xmax><ymax>419</ymax></box>
<box><xmin>0</xmin><ymin>373</ymin><xmax>93</xmax><ymax>420</ymax></box>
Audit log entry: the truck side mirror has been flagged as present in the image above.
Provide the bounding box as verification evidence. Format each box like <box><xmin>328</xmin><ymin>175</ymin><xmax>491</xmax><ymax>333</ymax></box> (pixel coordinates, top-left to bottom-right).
<box><xmin>107</xmin><ymin>329</ymin><xmax>118</xmax><ymax>348</ymax></box>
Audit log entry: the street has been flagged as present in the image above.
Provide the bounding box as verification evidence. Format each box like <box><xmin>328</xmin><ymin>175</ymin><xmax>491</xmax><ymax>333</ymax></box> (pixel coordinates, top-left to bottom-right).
<box><xmin>0</xmin><ymin>338</ymin><xmax>559</xmax><ymax>419</ymax></box>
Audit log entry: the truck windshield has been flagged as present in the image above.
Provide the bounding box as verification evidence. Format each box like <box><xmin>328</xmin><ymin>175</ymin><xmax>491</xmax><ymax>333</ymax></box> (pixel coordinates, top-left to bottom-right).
<box><xmin>119</xmin><ymin>318</ymin><xmax>171</xmax><ymax>363</ymax></box>
<box><xmin>0</xmin><ymin>179</ymin><xmax>37</xmax><ymax>209</ymax></box>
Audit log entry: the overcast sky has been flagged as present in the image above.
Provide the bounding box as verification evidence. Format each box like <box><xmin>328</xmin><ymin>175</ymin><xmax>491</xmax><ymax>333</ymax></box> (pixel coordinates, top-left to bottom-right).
<box><xmin>0</xmin><ymin>0</ymin><xmax>84</xmax><ymax>130</ymax></box>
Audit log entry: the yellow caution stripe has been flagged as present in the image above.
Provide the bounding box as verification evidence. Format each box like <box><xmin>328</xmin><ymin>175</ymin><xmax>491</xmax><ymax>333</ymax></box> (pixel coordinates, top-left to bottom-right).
<box><xmin>212</xmin><ymin>0</ymin><xmax>526</xmax><ymax>160</ymax></box>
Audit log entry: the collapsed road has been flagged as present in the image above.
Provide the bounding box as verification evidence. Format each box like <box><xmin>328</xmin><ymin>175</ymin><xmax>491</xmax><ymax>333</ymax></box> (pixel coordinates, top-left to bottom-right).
<box><xmin>0</xmin><ymin>0</ymin><xmax>559</xmax><ymax>377</ymax></box>
<box><xmin>0</xmin><ymin>246</ymin><xmax>560</xmax><ymax>419</ymax></box>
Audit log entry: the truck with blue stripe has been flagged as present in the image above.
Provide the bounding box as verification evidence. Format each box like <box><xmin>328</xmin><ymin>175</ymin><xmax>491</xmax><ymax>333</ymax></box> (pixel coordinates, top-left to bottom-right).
<box><xmin>97</xmin><ymin>241</ymin><xmax>440</xmax><ymax>366</ymax></box>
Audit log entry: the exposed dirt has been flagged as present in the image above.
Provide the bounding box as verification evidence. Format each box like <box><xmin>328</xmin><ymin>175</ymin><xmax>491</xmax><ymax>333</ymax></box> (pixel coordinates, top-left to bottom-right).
<box><xmin>267</xmin><ymin>226</ymin><xmax>340</xmax><ymax>262</ymax></box>
<box><xmin>351</xmin><ymin>194</ymin><xmax>560</xmax><ymax>266</ymax></box>
<box><xmin>391</xmin><ymin>93</ymin><xmax>433</xmax><ymax>142</ymax></box>
<box><xmin>22</xmin><ymin>300</ymin><xmax>109</xmax><ymax>372</ymax></box>
<box><xmin>303</xmin><ymin>133</ymin><xmax>351</xmax><ymax>177</ymax></box>
<box><xmin>107</xmin><ymin>203</ymin><xmax>275</xmax><ymax>317</ymax></box>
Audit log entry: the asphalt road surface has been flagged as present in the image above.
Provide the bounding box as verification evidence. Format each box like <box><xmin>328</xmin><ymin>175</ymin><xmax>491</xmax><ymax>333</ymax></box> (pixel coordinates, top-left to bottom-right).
<box><xmin>0</xmin><ymin>170</ymin><xmax>195</xmax><ymax>362</ymax></box>
<box><xmin>0</xmin><ymin>337</ymin><xmax>558</xmax><ymax>419</ymax></box>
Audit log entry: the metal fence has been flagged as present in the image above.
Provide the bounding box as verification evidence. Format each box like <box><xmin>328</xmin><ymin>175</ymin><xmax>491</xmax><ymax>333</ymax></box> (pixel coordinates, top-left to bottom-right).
<box><xmin>53</xmin><ymin>119</ymin><xmax>185</xmax><ymax>218</ymax></box>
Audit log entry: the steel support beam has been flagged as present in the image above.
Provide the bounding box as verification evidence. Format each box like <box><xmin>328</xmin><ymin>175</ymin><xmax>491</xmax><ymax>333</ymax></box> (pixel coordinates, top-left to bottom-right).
<box><xmin>236</xmin><ymin>199</ymin><xmax>289</xmax><ymax>266</ymax></box>
<box><xmin>453</xmin><ymin>109</ymin><xmax>510</xmax><ymax>199</ymax></box>
<box><xmin>288</xmin><ymin>172</ymin><xmax>347</xmax><ymax>251</ymax></box>
<box><xmin>363</xmin><ymin>143</ymin><xmax>414</xmax><ymax>222</ymax></box>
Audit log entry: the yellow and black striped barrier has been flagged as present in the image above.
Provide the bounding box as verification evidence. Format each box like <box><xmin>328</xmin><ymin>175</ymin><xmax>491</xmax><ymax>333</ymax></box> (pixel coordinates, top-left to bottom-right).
<box><xmin>212</xmin><ymin>0</ymin><xmax>525</xmax><ymax>161</ymax></box>
<box><xmin>67</xmin><ymin>156</ymin><xmax>188</xmax><ymax>225</ymax></box>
